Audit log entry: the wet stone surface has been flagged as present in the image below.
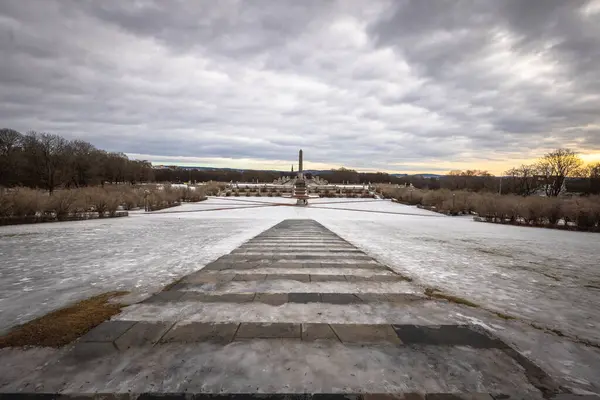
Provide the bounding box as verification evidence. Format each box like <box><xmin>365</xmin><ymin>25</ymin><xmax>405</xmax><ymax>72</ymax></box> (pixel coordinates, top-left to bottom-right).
<box><xmin>0</xmin><ymin>218</ymin><xmax>569</xmax><ymax>398</ymax></box>
<box><xmin>160</xmin><ymin>322</ymin><xmax>239</xmax><ymax>344</ymax></box>
<box><xmin>236</xmin><ymin>323</ymin><xmax>302</xmax><ymax>339</ymax></box>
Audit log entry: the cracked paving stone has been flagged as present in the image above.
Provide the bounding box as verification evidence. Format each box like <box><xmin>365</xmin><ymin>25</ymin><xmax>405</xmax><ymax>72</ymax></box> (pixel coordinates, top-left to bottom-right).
<box><xmin>310</xmin><ymin>274</ymin><xmax>348</xmax><ymax>282</ymax></box>
<box><xmin>266</xmin><ymin>274</ymin><xmax>310</xmax><ymax>282</ymax></box>
<box><xmin>302</xmin><ymin>323</ymin><xmax>339</xmax><ymax>341</ymax></box>
<box><xmin>232</xmin><ymin>274</ymin><xmax>267</xmax><ymax>281</ymax></box>
<box><xmin>254</xmin><ymin>293</ymin><xmax>288</xmax><ymax>305</ymax></box>
<box><xmin>79</xmin><ymin>320</ymin><xmax>136</xmax><ymax>343</ymax></box>
<box><xmin>114</xmin><ymin>322</ymin><xmax>174</xmax><ymax>350</ymax></box>
<box><xmin>235</xmin><ymin>323</ymin><xmax>301</xmax><ymax>339</ymax></box>
<box><xmin>320</xmin><ymin>293</ymin><xmax>362</xmax><ymax>304</ymax></box>
<box><xmin>179</xmin><ymin>293</ymin><xmax>256</xmax><ymax>303</ymax></box>
<box><xmin>392</xmin><ymin>325</ymin><xmax>507</xmax><ymax>348</ymax></box>
<box><xmin>160</xmin><ymin>322</ymin><xmax>239</xmax><ymax>344</ymax></box>
<box><xmin>331</xmin><ymin>324</ymin><xmax>403</xmax><ymax>344</ymax></box>
<box><xmin>355</xmin><ymin>293</ymin><xmax>391</xmax><ymax>303</ymax></box>
<box><xmin>142</xmin><ymin>290</ymin><xmax>186</xmax><ymax>303</ymax></box>
<box><xmin>288</xmin><ymin>293</ymin><xmax>322</xmax><ymax>303</ymax></box>
<box><xmin>425</xmin><ymin>394</ymin><xmax>494</xmax><ymax>399</ymax></box>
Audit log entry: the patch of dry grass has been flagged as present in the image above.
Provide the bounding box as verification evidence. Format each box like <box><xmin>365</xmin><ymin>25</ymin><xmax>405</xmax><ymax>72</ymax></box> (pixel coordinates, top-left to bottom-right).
<box><xmin>395</xmin><ymin>273</ymin><xmax>413</xmax><ymax>282</ymax></box>
<box><xmin>0</xmin><ymin>291</ymin><xmax>128</xmax><ymax>348</ymax></box>
<box><xmin>494</xmin><ymin>311</ymin><xmax>517</xmax><ymax>320</ymax></box>
<box><xmin>162</xmin><ymin>277</ymin><xmax>185</xmax><ymax>291</ymax></box>
<box><xmin>424</xmin><ymin>287</ymin><xmax>480</xmax><ymax>308</ymax></box>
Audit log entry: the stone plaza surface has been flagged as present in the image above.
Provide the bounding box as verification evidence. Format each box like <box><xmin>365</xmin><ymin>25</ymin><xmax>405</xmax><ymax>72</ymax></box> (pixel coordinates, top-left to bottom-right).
<box><xmin>2</xmin><ymin>219</ymin><xmax>593</xmax><ymax>399</ymax></box>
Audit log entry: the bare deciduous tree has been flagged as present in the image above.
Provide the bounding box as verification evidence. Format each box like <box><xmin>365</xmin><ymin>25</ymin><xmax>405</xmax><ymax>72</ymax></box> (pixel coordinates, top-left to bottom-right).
<box><xmin>536</xmin><ymin>149</ymin><xmax>583</xmax><ymax>196</ymax></box>
<box><xmin>23</xmin><ymin>132</ymin><xmax>69</xmax><ymax>194</ymax></box>
<box><xmin>504</xmin><ymin>164</ymin><xmax>541</xmax><ymax>196</ymax></box>
<box><xmin>0</xmin><ymin>129</ymin><xmax>24</xmax><ymax>188</ymax></box>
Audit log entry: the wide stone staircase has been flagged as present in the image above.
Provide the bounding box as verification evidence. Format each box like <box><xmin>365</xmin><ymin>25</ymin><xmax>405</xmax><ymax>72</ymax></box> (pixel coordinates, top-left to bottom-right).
<box><xmin>3</xmin><ymin>219</ymin><xmax>573</xmax><ymax>399</ymax></box>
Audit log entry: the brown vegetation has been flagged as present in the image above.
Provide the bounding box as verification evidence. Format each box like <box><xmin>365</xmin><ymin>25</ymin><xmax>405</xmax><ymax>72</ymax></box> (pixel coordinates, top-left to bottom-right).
<box><xmin>0</xmin><ymin>291</ymin><xmax>128</xmax><ymax>348</ymax></box>
<box><xmin>0</xmin><ymin>184</ymin><xmax>209</xmax><ymax>224</ymax></box>
<box><xmin>424</xmin><ymin>288</ymin><xmax>480</xmax><ymax>308</ymax></box>
<box><xmin>379</xmin><ymin>184</ymin><xmax>600</xmax><ymax>231</ymax></box>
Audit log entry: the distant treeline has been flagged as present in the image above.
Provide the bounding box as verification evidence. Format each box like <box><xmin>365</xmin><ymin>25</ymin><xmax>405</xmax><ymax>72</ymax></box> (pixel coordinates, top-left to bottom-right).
<box><xmin>2</xmin><ymin>128</ymin><xmax>599</xmax><ymax>195</ymax></box>
<box><xmin>154</xmin><ymin>165</ymin><xmax>600</xmax><ymax>195</ymax></box>
<box><xmin>153</xmin><ymin>166</ymin><xmax>441</xmax><ymax>186</ymax></box>
<box><xmin>1</xmin><ymin>129</ymin><xmax>154</xmax><ymax>192</ymax></box>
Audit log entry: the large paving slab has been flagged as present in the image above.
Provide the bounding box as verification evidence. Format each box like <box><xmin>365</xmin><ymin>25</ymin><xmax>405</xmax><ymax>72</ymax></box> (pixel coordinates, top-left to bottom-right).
<box><xmin>0</xmin><ymin>219</ymin><xmax>580</xmax><ymax>399</ymax></box>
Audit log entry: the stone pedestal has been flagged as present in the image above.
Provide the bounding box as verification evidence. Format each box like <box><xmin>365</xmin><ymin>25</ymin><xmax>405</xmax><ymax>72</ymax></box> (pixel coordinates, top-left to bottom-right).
<box><xmin>293</xmin><ymin>178</ymin><xmax>308</xmax><ymax>206</ymax></box>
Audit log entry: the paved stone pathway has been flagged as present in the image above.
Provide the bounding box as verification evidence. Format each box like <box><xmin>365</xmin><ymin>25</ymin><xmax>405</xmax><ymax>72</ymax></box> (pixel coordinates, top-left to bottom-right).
<box><xmin>2</xmin><ymin>219</ymin><xmax>587</xmax><ymax>399</ymax></box>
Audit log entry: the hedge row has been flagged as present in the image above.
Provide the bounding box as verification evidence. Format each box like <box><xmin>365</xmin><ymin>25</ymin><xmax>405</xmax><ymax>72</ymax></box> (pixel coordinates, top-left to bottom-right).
<box><xmin>378</xmin><ymin>185</ymin><xmax>600</xmax><ymax>230</ymax></box>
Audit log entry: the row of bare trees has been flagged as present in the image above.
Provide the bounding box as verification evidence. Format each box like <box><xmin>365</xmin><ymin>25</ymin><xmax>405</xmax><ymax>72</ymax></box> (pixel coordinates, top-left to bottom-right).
<box><xmin>503</xmin><ymin>149</ymin><xmax>599</xmax><ymax>196</ymax></box>
<box><xmin>0</xmin><ymin>129</ymin><xmax>154</xmax><ymax>192</ymax></box>
<box><xmin>425</xmin><ymin>149</ymin><xmax>599</xmax><ymax>195</ymax></box>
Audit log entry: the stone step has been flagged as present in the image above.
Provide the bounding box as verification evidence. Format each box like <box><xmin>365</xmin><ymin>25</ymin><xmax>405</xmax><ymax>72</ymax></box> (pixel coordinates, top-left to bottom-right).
<box><xmin>249</xmin><ymin>234</ymin><xmax>342</xmax><ymax>237</ymax></box>
<box><xmin>175</xmin><ymin>280</ymin><xmax>418</xmax><ymax>295</ymax></box>
<box><xmin>34</xmin><ymin>332</ymin><xmax>545</xmax><ymax>397</ymax></box>
<box><xmin>245</xmin><ymin>240</ymin><xmax>348</xmax><ymax>247</ymax></box>
<box><xmin>230</xmin><ymin>251</ymin><xmax>366</xmax><ymax>256</ymax></box>
<box><xmin>79</xmin><ymin>322</ymin><xmax>509</xmax><ymax>348</ymax></box>
<box><xmin>2</xmin><ymin>218</ymin><xmax>561</xmax><ymax>399</ymax></box>
<box><xmin>237</xmin><ymin>245</ymin><xmax>357</xmax><ymax>249</ymax></box>
<box><xmin>116</xmin><ymin>296</ymin><xmax>439</xmax><ymax>324</ymax></box>
<box><xmin>189</xmin><ymin>268</ymin><xmax>396</xmax><ymax>278</ymax></box>
<box><xmin>217</xmin><ymin>254</ymin><xmax>375</xmax><ymax>261</ymax></box>
<box><xmin>235</xmin><ymin>246</ymin><xmax>361</xmax><ymax>251</ymax></box>
<box><xmin>180</xmin><ymin>272</ymin><xmax>404</xmax><ymax>285</ymax></box>
<box><xmin>142</xmin><ymin>291</ymin><xmax>424</xmax><ymax>305</ymax></box>
<box><xmin>202</xmin><ymin>261</ymin><xmax>387</xmax><ymax>271</ymax></box>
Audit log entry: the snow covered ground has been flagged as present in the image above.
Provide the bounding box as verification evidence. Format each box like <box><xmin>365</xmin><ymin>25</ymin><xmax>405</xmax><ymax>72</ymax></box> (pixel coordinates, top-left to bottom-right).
<box><xmin>1</xmin><ymin>197</ymin><xmax>599</xmax><ymax>348</ymax></box>
<box><xmin>315</xmin><ymin>203</ymin><xmax>600</xmax><ymax>345</ymax></box>
<box><xmin>0</xmin><ymin>205</ymin><xmax>278</xmax><ymax>333</ymax></box>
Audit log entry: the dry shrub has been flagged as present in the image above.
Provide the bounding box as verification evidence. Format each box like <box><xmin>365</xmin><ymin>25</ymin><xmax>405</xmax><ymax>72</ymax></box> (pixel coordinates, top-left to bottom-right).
<box><xmin>473</xmin><ymin>194</ymin><xmax>500</xmax><ymax>221</ymax></box>
<box><xmin>422</xmin><ymin>189</ymin><xmax>449</xmax><ymax>209</ymax></box>
<box><xmin>563</xmin><ymin>197</ymin><xmax>600</xmax><ymax>228</ymax></box>
<box><xmin>496</xmin><ymin>195</ymin><xmax>521</xmax><ymax>222</ymax></box>
<box><xmin>0</xmin><ymin>192</ymin><xmax>12</xmax><ymax>217</ymax></box>
<box><xmin>518</xmin><ymin>196</ymin><xmax>548</xmax><ymax>225</ymax></box>
<box><xmin>121</xmin><ymin>188</ymin><xmax>144</xmax><ymax>210</ymax></box>
<box><xmin>84</xmin><ymin>187</ymin><xmax>109</xmax><ymax>216</ymax></box>
<box><xmin>45</xmin><ymin>190</ymin><xmax>79</xmax><ymax>220</ymax></box>
<box><xmin>106</xmin><ymin>193</ymin><xmax>122</xmax><ymax>216</ymax></box>
<box><xmin>202</xmin><ymin>181</ymin><xmax>227</xmax><ymax>196</ymax></box>
<box><xmin>388</xmin><ymin>187</ymin><xmax>424</xmax><ymax>205</ymax></box>
<box><xmin>8</xmin><ymin>188</ymin><xmax>45</xmax><ymax>217</ymax></box>
<box><xmin>545</xmin><ymin>197</ymin><xmax>562</xmax><ymax>225</ymax></box>
<box><xmin>180</xmin><ymin>186</ymin><xmax>207</xmax><ymax>202</ymax></box>
<box><xmin>379</xmin><ymin>183</ymin><xmax>600</xmax><ymax>230</ymax></box>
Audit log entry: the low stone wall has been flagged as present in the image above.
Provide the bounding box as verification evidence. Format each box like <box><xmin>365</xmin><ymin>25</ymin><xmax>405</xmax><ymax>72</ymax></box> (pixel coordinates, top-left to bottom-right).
<box><xmin>0</xmin><ymin>211</ymin><xmax>129</xmax><ymax>226</ymax></box>
<box><xmin>473</xmin><ymin>216</ymin><xmax>600</xmax><ymax>232</ymax></box>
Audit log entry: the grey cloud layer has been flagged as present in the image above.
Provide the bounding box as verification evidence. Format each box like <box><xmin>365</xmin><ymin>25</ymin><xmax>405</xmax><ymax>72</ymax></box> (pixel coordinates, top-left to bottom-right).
<box><xmin>1</xmin><ymin>0</ymin><xmax>599</xmax><ymax>171</ymax></box>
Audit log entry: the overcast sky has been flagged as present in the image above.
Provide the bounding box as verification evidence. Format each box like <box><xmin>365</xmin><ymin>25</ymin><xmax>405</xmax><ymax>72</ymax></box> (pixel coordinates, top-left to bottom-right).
<box><xmin>1</xmin><ymin>1</ymin><xmax>599</xmax><ymax>174</ymax></box>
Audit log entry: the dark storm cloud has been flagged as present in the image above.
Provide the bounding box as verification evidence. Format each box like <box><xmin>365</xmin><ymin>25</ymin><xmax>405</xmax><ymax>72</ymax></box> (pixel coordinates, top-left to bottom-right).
<box><xmin>1</xmin><ymin>0</ymin><xmax>599</xmax><ymax>172</ymax></box>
